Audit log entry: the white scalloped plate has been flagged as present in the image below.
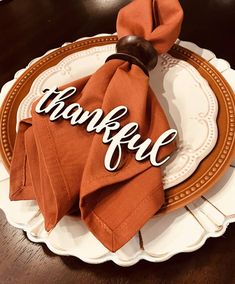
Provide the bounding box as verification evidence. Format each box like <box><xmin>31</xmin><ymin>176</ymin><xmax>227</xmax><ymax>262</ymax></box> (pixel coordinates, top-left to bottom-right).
<box><xmin>16</xmin><ymin>37</ymin><xmax>218</xmax><ymax>189</ymax></box>
<box><xmin>0</xmin><ymin>36</ymin><xmax>235</xmax><ymax>266</ymax></box>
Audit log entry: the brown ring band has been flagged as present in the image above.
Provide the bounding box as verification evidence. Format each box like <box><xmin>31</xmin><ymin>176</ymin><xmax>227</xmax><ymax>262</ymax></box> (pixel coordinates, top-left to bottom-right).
<box><xmin>105</xmin><ymin>35</ymin><xmax>158</xmax><ymax>76</ymax></box>
<box><xmin>105</xmin><ymin>52</ymin><xmax>149</xmax><ymax>76</ymax></box>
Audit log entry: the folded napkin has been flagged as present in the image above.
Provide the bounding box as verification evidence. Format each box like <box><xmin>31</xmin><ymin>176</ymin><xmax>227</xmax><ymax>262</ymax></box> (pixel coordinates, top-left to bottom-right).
<box><xmin>10</xmin><ymin>0</ymin><xmax>183</xmax><ymax>252</ymax></box>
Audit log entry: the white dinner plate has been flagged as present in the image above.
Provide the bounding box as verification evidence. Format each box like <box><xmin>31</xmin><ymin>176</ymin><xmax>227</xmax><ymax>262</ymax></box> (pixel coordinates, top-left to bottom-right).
<box><xmin>16</xmin><ymin>36</ymin><xmax>218</xmax><ymax>189</ymax></box>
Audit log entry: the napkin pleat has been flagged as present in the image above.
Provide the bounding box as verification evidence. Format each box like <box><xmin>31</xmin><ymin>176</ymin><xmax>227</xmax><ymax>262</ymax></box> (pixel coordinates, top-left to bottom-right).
<box><xmin>10</xmin><ymin>119</ymin><xmax>34</xmax><ymax>200</ymax></box>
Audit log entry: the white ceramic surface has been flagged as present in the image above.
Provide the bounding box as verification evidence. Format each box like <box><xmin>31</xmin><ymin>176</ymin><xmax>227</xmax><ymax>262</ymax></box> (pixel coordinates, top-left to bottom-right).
<box><xmin>0</xmin><ymin>36</ymin><xmax>235</xmax><ymax>266</ymax></box>
<box><xmin>16</xmin><ymin>36</ymin><xmax>218</xmax><ymax>189</ymax></box>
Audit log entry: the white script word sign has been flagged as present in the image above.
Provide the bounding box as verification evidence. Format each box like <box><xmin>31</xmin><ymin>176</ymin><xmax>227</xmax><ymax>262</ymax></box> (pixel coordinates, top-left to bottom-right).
<box><xmin>35</xmin><ymin>87</ymin><xmax>177</xmax><ymax>171</ymax></box>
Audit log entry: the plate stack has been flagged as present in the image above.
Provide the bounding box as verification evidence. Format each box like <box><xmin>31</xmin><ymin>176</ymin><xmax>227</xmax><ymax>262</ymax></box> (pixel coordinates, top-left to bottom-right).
<box><xmin>0</xmin><ymin>35</ymin><xmax>234</xmax><ymax>266</ymax></box>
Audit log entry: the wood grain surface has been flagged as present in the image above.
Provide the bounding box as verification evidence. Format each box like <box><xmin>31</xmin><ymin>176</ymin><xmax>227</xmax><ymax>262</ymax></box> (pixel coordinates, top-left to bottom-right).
<box><xmin>0</xmin><ymin>0</ymin><xmax>235</xmax><ymax>283</ymax></box>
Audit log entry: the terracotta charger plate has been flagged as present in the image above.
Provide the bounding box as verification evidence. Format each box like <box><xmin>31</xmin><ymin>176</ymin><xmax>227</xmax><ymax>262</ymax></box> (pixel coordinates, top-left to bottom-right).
<box><xmin>0</xmin><ymin>35</ymin><xmax>234</xmax><ymax>214</ymax></box>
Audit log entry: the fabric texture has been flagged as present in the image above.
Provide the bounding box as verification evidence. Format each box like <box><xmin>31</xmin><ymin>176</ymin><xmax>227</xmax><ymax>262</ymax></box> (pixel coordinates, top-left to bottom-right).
<box><xmin>10</xmin><ymin>0</ymin><xmax>183</xmax><ymax>252</ymax></box>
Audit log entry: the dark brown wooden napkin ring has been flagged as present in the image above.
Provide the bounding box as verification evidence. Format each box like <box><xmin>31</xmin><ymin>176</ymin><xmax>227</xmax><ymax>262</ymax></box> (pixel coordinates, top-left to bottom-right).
<box><xmin>106</xmin><ymin>35</ymin><xmax>158</xmax><ymax>76</ymax></box>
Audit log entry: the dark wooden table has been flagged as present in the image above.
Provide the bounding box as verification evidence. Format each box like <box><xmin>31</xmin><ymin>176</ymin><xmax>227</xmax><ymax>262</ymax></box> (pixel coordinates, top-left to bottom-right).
<box><xmin>0</xmin><ymin>0</ymin><xmax>235</xmax><ymax>283</ymax></box>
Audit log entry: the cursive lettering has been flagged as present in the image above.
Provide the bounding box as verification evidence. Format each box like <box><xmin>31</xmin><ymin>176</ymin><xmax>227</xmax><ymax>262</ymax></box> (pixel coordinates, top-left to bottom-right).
<box><xmin>36</xmin><ymin>87</ymin><xmax>177</xmax><ymax>171</ymax></box>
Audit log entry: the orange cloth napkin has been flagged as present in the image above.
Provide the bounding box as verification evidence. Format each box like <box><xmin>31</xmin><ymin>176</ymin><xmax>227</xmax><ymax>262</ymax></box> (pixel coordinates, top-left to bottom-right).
<box><xmin>10</xmin><ymin>0</ymin><xmax>183</xmax><ymax>252</ymax></box>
